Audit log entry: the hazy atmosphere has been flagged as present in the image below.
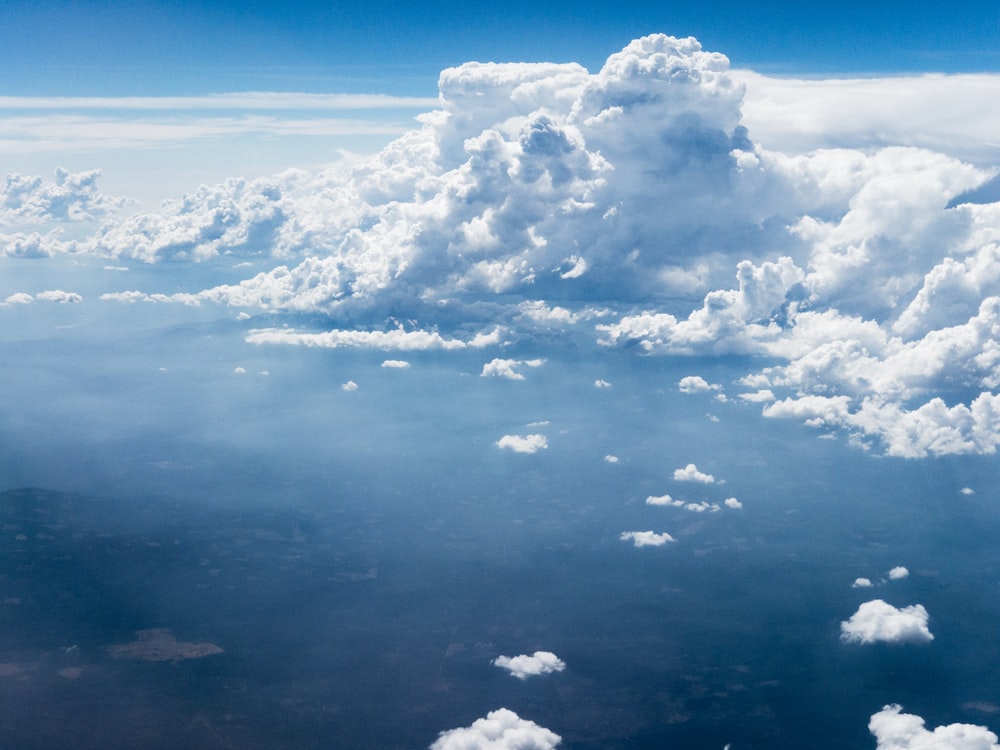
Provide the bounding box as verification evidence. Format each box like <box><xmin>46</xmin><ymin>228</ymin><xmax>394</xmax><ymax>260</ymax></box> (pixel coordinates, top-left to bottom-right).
<box><xmin>3</xmin><ymin>2</ymin><xmax>1000</xmax><ymax>748</ymax></box>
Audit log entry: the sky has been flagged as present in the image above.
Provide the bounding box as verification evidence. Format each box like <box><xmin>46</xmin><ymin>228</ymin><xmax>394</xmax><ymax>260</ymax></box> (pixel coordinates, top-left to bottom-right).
<box><xmin>4</xmin><ymin>2</ymin><xmax>1000</xmax><ymax>748</ymax></box>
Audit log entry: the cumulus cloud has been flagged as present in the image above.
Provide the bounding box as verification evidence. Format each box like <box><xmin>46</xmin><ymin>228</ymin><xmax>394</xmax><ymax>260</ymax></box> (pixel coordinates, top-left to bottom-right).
<box><xmin>1</xmin><ymin>168</ymin><xmax>127</xmax><ymax>224</ymax></box>
<box><xmin>723</xmin><ymin>497</ymin><xmax>742</xmax><ymax>509</ymax></box>
<box><xmin>341</xmin><ymin>380</ymin><xmax>358</xmax><ymax>392</ymax></box>
<box><xmin>673</xmin><ymin>463</ymin><xmax>716</xmax><ymax>484</ymax></box>
<box><xmin>36</xmin><ymin>289</ymin><xmax>82</xmax><ymax>303</ymax></box>
<box><xmin>888</xmin><ymin>566</ymin><xmax>910</xmax><ymax>580</ymax></box>
<box><xmin>481</xmin><ymin>357</ymin><xmax>545</xmax><ymax>380</ymax></box>
<box><xmin>493</xmin><ymin>651</ymin><xmax>566</xmax><ymax>680</ymax></box>
<box><xmin>869</xmin><ymin>704</ymin><xmax>1000</xmax><ymax>750</ymax></box>
<box><xmin>678</xmin><ymin>375</ymin><xmax>722</xmax><ymax>394</ymax></box>
<box><xmin>853</xmin><ymin>578</ymin><xmax>874</xmax><ymax>588</ymax></box>
<box><xmin>430</xmin><ymin>708</ymin><xmax>561</xmax><ymax>750</ymax></box>
<box><xmin>594</xmin><ymin>378</ymin><xmax>612</xmax><ymax>388</ymax></box>
<box><xmin>604</xmin><ymin>454</ymin><xmax>619</xmax><ymax>463</ymax></box>
<box><xmin>1</xmin><ymin>292</ymin><xmax>33</xmax><ymax>305</ymax></box>
<box><xmin>381</xmin><ymin>359</ymin><xmax>411</xmax><ymax>368</ymax></box>
<box><xmin>962</xmin><ymin>487</ymin><xmax>976</xmax><ymax>495</ymax></box>
<box><xmin>620</xmin><ymin>530</ymin><xmax>675</xmax><ymax>547</ymax></box>
<box><xmin>496</xmin><ymin>434</ymin><xmax>548</xmax><ymax>453</ymax></box>
<box><xmin>840</xmin><ymin>600</ymin><xmax>934</xmax><ymax>644</ymax></box>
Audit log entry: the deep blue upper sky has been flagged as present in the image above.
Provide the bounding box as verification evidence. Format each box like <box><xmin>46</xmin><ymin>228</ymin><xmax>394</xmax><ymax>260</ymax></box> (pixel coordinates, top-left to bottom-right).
<box><xmin>4</xmin><ymin>0</ymin><xmax>1000</xmax><ymax>95</ymax></box>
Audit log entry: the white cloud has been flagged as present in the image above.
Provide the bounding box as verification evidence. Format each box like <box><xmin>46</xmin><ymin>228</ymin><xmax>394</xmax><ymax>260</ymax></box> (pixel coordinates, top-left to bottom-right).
<box><xmin>481</xmin><ymin>358</ymin><xmax>545</xmax><ymax>380</ymax></box>
<box><xmin>430</xmin><ymin>708</ymin><xmax>561</xmax><ymax>750</ymax></box>
<box><xmin>869</xmin><ymin>704</ymin><xmax>1000</xmax><ymax>750</ymax></box>
<box><xmin>678</xmin><ymin>375</ymin><xmax>722</xmax><ymax>394</ymax></box>
<box><xmin>603</xmin><ymin>454</ymin><xmax>619</xmax><ymax>463</ymax></box>
<box><xmin>381</xmin><ymin>359</ymin><xmax>411</xmax><ymax>368</ymax></box>
<box><xmin>1</xmin><ymin>168</ymin><xmax>128</xmax><ymax>223</ymax></box>
<box><xmin>673</xmin><ymin>463</ymin><xmax>716</xmax><ymax>484</ymax></box>
<box><xmin>245</xmin><ymin>326</ymin><xmax>502</xmax><ymax>351</ymax></box>
<box><xmin>645</xmin><ymin>494</ymin><xmax>720</xmax><ymax>513</ymax></box>
<box><xmin>739</xmin><ymin>389</ymin><xmax>775</xmax><ymax>403</ymax></box>
<box><xmin>724</xmin><ymin>497</ymin><xmax>742</xmax><ymax>509</ymax></box>
<box><xmin>594</xmin><ymin>379</ymin><xmax>612</xmax><ymax>388</ymax></box>
<box><xmin>1</xmin><ymin>292</ymin><xmax>33</xmax><ymax>305</ymax></box>
<box><xmin>36</xmin><ymin>289</ymin><xmax>82</xmax><ymax>303</ymax></box>
<box><xmin>853</xmin><ymin>578</ymin><xmax>874</xmax><ymax>588</ymax></box>
<box><xmin>962</xmin><ymin>487</ymin><xmax>976</xmax><ymax>495</ymax></box>
<box><xmin>233</xmin><ymin>367</ymin><xmax>246</xmax><ymax>375</ymax></box>
<box><xmin>492</xmin><ymin>651</ymin><xmax>566</xmax><ymax>680</ymax></box>
<box><xmin>341</xmin><ymin>380</ymin><xmax>358</xmax><ymax>392</ymax></box>
<box><xmin>840</xmin><ymin>600</ymin><xmax>934</xmax><ymax>644</ymax></box>
<box><xmin>496</xmin><ymin>434</ymin><xmax>548</xmax><ymax>454</ymax></box>
<box><xmin>888</xmin><ymin>566</ymin><xmax>910</xmax><ymax>580</ymax></box>
<box><xmin>620</xmin><ymin>530</ymin><xmax>675</xmax><ymax>547</ymax></box>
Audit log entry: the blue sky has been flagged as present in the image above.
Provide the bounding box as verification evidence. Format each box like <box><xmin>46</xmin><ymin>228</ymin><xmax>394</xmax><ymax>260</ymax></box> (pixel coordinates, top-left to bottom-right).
<box><xmin>3</xmin><ymin>0</ymin><xmax>1000</xmax><ymax>97</ymax></box>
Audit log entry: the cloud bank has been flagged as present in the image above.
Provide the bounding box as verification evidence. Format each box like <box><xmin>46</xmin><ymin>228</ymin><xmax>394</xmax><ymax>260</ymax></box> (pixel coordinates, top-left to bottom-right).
<box><xmin>7</xmin><ymin>33</ymin><xmax>1000</xmax><ymax>457</ymax></box>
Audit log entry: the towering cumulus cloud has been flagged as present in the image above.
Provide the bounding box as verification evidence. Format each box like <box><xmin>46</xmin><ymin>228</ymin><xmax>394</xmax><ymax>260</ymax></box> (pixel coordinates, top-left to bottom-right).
<box><xmin>12</xmin><ymin>34</ymin><xmax>1000</xmax><ymax>456</ymax></box>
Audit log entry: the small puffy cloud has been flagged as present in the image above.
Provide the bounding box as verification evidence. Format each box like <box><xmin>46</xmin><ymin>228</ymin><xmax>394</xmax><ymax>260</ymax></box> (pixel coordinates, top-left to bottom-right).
<box><xmin>381</xmin><ymin>359</ymin><xmax>411</xmax><ymax>368</ymax></box>
<box><xmin>724</xmin><ymin>497</ymin><xmax>742</xmax><ymax>509</ymax></box>
<box><xmin>853</xmin><ymin>578</ymin><xmax>874</xmax><ymax>588</ymax></box>
<box><xmin>36</xmin><ymin>289</ymin><xmax>82</xmax><ymax>303</ymax></box>
<box><xmin>673</xmin><ymin>463</ymin><xmax>716</xmax><ymax>484</ymax></box>
<box><xmin>341</xmin><ymin>380</ymin><xmax>358</xmax><ymax>392</ymax></box>
<box><xmin>645</xmin><ymin>494</ymin><xmax>719</xmax><ymax>512</ymax></box>
<box><xmin>961</xmin><ymin>487</ymin><xmax>975</xmax><ymax>495</ymax></box>
<box><xmin>620</xmin><ymin>530</ymin><xmax>675</xmax><ymax>547</ymax></box>
<box><xmin>496</xmin><ymin>434</ymin><xmax>548</xmax><ymax>454</ymax></box>
<box><xmin>481</xmin><ymin>358</ymin><xmax>545</xmax><ymax>380</ymax></box>
<box><xmin>840</xmin><ymin>600</ymin><xmax>934</xmax><ymax>644</ymax></box>
<box><xmin>430</xmin><ymin>708</ymin><xmax>561</xmax><ymax>750</ymax></box>
<box><xmin>493</xmin><ymin>651</ymin><xmax>566</xmax><ymax>680</ymax></box>
<box><xmin>604</xmin><ymin>454</ymin><xmax>619</xmax><ymax>463</ymax></box>
<box><xmin>869</xmin><ymin>704</ymin><xmax>1000</xmax><ymax>750</ymax></box>
<box><xmin>594</xmin><ymin>379</ymin><xmax>612</xmax><ymax>388</ymax></box>
<box><xmin>1</xmin><ymin>292</ymin><xmax>33</xmax><ymax>305</ymax></box>
<box><xmin>888</xmin><ymin>566</ymin><xmax>910</xmax><ymax>580</ymax></box>
<box><xmin>233</xmin><ymin>367</ymin><xmax>246</xmax><ymax>375</ymax></box>
<box><xmin>678</xmin><ymin>375</ymin><xmax>722</xmax><ymax>394</ymax></box>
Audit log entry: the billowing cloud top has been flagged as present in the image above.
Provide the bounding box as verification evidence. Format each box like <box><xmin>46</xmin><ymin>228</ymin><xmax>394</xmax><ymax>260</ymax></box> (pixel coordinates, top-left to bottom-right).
<box><xmin>430</xmin><ymin>708</ymin><xmax>561</xmax><ymax>750</ymax></box>
<box><xmin>840</xmin><ymin>600</ymin><xmax>934</xmax><ymax>644</ymax></box>
<box><xmin>7</xmin><ymin>33</ymin><xmax>1000</xmax><ymax>457</ymax></box>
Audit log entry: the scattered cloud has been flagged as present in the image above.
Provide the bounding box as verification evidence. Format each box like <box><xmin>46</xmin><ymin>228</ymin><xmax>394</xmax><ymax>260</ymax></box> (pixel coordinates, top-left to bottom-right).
<box><xmin>430</xmin><ymin>708</ymin><xmax>561</xmax><ymax>750</ymax></box>
<box><xmin>888</xmin><ymin>566</ymin><xmax>910</xmax><ymax>580</ymax></box>
<box><xmin>678</xmin><ymin>375</ymin><xmax>722</xmax><ymax>394</ymax></box>
<box><xmin>493</xmin><ymin>651</ymin><xmax>566</xmax><ymax>680</ymax></box>
<box><xmin>496</xmin><ymin>434</ymin><xmax>548</xmax><ymax>454</ymax></box>
<box><xmin>341</xmin><ymin>380</ymin><xmax>358</xmax><ymax>392</ymax></box>
<box><xmin>36</xmin><ymin>289</ymin><xmax>82</xmax><ymax>303</ymax></box>
<box><xmin>961</xmin><ymin>487</ymin><xmax>975</xmax><ymax>495</ymax></box>
<box><xmin>620</xmin><ymin>530</ymin><xmax>675</xmax><ymax>547</ymax></box>
<box><xmin>603</xmin><ymin>454</ymin><xmax>619</xmax><ymax>463</ymax></box>
<box><xmin>381</xmin><ymin>359</ymin><xmax>411</xmax><ymax>368</ymax></box>
<box><xmin>673</xmin><ymin>464</ymin><xmax>716</xmax><ymax>484</ymax></box>
<box><xmin>594</xmin><ymin>379</ymin><xmax>612</xmax><ymax>388</ymax></box>
<box><xmin>1</xmin><ymin>292</ymin><xmax>33</xmax><ymax>305</ymax></box>
<box><xmin>481</xmin><ymin>357</ymin><xmax>546</xmax><ymax>380</ymax></box>
<box><xmin>739</xmin><ymin>389</ymin><xmax>775</xmax><ymax>403</ymax></box>
<box><xmin>840</xmin><ymin>600</ymin><xmax>934</xmax><ymax>644</ymax></box>
<box><xmin>869</xmin><ymin>704</ymin><xmax>1000</xmax><ymax>750</ymax></box>
<box><xmin>645</xmin><ymin>494</ymin><xmax>722</xmax><ymax>513</ymax></box>
<box><xmin>724</xmin><ymin>497</ymin><xmax>742</xmax><ymax>509</ymax></box>
<box><xmin>853</xmin><ymin>578</ymin><xmax>874</xmax><ymax>588</ymax></box>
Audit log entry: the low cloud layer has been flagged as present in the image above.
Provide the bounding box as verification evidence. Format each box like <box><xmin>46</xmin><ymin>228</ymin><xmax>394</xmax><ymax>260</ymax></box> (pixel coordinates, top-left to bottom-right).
<box><xmin>430</xmin><ymin>708</ymin><xmax>561</xmax><ymax>750</ymax></box>
<box><xmin>493</xmin><ymin>651</ymin><xmax>566</xmax><ymax>680</ymax></box>
<box><xmin>841</xmin><ymin>600</ymin><xmax>934</xmax><ymax>644</ymax></box>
